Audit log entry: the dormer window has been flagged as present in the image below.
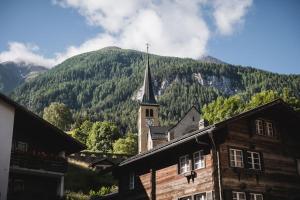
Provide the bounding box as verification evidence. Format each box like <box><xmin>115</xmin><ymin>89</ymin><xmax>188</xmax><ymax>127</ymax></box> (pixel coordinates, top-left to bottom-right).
<box><xmin>255</xmin><ymin>119</ymin><xmax>276</xmax><ymax>137</ymax></box>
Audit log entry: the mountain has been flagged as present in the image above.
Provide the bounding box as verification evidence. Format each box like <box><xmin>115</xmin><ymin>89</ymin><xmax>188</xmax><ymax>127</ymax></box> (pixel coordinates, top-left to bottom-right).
<box><xmin>10</xmin><ymin>47</ymin><xmax>300</xmax><ymax>132</ymax></box>
<box><xmin>199</xmin><ymin>55</ymin><xmax>227</xmax><ymax>65</ymax></box>
<box><xmin>0</xmin><ymin>61</ymin><xmax>48</xmax><ymax>94</ymax></box>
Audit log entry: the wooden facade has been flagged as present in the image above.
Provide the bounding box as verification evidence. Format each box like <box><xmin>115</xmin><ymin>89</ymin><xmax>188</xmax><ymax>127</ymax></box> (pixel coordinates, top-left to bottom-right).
<box><xmin>110</xmin><ymin>100</ymin><xmax>300</xmax><ymax>200</ymax></box>
<box><xmin>0</xmin><ymin>93</ymin><xmax>85</xmax><ymax>200</ymax></box>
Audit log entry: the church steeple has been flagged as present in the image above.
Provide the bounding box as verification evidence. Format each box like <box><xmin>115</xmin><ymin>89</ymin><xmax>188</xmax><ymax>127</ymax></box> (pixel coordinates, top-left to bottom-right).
<box><xmin>141</xmin><ymin>43</ymin><xmax>157</xmax><ymax>104</ymax></box>
<box><xmin>138</xmin><ymin>44</ymin><xmax>159</xmax><ymax>153</ymax></box>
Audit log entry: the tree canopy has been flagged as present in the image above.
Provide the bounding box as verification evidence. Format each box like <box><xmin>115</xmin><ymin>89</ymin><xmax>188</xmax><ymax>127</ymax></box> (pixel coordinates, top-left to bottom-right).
<box><xmin>112</xmin><ymin>133</ymin><xmax>138</xmax><ymax>155</ymax></box>
<box><xmin>202</xmin><ymin>89</ymin><xmax>300</xmax><ymax>124</ymax></box>
<box><xmin>43</xmin><ymin>102</ymin><xmax>73</xmax><ymax>131</ymax></box>
<box><xmin>86</xmin><ymin>121</ymin><xmax>120</xmax><ymax>152</ymax></box>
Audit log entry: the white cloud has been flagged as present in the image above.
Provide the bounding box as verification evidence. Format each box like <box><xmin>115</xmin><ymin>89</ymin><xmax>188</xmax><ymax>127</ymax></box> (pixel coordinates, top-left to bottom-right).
<box><xmin>54</xmin><ymin>0</ymin><xmax>210</xmax><ymax>60</ymax></box>
<box><xmin>0</xmin><ymin>0</ymin><xmax>253</xmax><ymax>67</ymax></box>
<box><xmin>212</xmin><ymin>0</ymin><xmax>253</xmax><ymax>35</ymax></box>
<box><xmin>0</xmin><ymin>42</ymin><xmax>56</xmax><ymax>68</ymax></box>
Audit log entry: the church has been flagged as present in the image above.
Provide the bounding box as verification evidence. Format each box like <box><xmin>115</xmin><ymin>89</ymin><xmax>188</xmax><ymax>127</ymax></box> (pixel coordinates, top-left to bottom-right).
<box><xmin>100</xmin><ymin>52</ymin><xmax>300</xmax><ymax>200</ymax></box>
<box><xmin>138</xmin><ymin>51</ymin><xmax>203</xmax><ymax>153</ymax></box>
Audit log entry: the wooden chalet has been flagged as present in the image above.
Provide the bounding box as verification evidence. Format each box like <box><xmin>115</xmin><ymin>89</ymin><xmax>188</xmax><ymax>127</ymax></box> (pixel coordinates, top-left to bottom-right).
<box><xmin>102</xmin><ymin>51</ymin><xmax>300</xmax><ymax>200</ymax></box>
<box><xmin>0</xmin><ymin>93</ymin><xmax>85</xmax><ymax>200</ymax></box>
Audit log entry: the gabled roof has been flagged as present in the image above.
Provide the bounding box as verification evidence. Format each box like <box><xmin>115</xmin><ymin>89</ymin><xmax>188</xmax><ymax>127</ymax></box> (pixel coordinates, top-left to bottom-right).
<box><xmin>168</xmin><ymin>105</ymin><xmax>201</xmax><ymax>132</ymax></box>
<box><xmin>0</xmin><ymin>92</ymin><xmax>85</xmax><ymax>154</ymax></box>
<box><xmin>141</xmin><ymin>54</ymin><xmax>157</xmax><ymax>104</ymax></box>
<box><xmin>119</xmin><ymin>99</ymin><xmax>298</xmax><ymax>167</ymax></box>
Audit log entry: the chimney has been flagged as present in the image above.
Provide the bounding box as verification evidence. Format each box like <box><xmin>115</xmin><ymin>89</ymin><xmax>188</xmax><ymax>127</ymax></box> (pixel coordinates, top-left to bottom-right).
<box><xmin>199</xmin><ymin>119</ymin><xmax>208</xmax><ymax>130</ymax></box>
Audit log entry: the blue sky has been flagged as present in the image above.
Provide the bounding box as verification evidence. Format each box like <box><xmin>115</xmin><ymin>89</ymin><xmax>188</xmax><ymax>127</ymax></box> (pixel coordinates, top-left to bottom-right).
<box><xmin>0</xmin><ymin>0</ymin><xmax>299</xmax><ymax>74</ymax></box>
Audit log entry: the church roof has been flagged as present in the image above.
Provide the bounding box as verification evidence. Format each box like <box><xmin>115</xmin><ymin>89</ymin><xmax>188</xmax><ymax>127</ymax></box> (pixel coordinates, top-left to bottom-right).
<box><xmin>141</xmin><ymin>53</ymin><xmax>157</xmax><ymax>104</ymax></box>
<box><xmin>149</xmin><ymin>126</ymin><xmax>170</xmax><ymax>140</ymax></box>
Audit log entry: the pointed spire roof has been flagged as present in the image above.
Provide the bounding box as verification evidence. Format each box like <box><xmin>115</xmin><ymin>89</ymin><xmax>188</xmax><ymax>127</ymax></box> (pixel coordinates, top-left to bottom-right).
<box><xmin>141</xmin><ymin>44</ymin><xmax>157</xmax><ymax>105</ymax></box>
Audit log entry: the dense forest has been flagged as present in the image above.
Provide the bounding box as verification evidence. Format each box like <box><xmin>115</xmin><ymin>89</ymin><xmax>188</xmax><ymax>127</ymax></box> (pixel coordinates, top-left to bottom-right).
<box><xmin>10</xmin><ymin>47</ymin><xmax>300</xmax><ymax>132</ymax></box>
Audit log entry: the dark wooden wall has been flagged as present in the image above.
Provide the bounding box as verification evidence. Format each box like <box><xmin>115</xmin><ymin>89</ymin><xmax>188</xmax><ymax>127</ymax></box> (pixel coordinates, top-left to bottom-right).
<box><xmin>219</xmin><ymin>113</ymin><xmax>300</xmax><ymax>200</ymax></box>
<box><xmin>117</xmin><ymin>139</ymin><xmax>215</xmax><ymax>200</ymax></box>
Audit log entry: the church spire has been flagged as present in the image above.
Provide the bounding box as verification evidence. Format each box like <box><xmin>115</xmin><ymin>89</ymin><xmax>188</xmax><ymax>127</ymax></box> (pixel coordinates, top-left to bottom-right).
<box><xmin>141</xmin><ymin>43</ymin><xmax>157</xmax><ymax>104</ymax></box>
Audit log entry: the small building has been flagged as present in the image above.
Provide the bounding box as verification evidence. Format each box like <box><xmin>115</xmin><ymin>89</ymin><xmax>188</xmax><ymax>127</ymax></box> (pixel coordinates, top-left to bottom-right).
<box><xmin>0</xmin><ymin>93</ymin><xmax>85</xmax><ymax>200</ymax></box>
<box><xmin>106</xmin><ymin>52</ymin><xmax>300</xmax><ymax>200</ymax></box>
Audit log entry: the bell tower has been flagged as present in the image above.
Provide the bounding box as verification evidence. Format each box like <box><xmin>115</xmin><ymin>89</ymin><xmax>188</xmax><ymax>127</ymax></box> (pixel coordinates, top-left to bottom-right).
<box><xmin>138</xmin><ymin>44</ymin><xmax>159</xmax><ymax>153</ymax></box>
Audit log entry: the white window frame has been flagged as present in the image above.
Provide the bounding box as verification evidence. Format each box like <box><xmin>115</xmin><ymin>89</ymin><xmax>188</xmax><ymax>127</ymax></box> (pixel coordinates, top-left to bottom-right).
<box><xmin>193</xmin><ymin>150</ymin><xmax>205</xmax><ymax>170</ymax></box>
<box><xmin>247</xmin><ymin>151</ymin><xmax>261</xmax><ymax>170</ymax></box>
<box><xmin>232</xmin><ymin>191</ymin><xmax>246</xmax><ymax>200</ymax></box>
<box><xmin>179</xmin><ymin>155</ymin><xmax>190</xmax><ymax>174</ymax></box>
<box><xmin>194</xmin><ymin>191</ymin><xmax>214</xmax><ymax>200</ymax></box>
<box><xmin>255</xmin><ymin>119</ymin><xmax>264</xmax><ymax>135</ymax></box>
<box><xmin>230</xmin><ymin>148</ymin><xmax>244</xmax><ymax>168</ymax></box>
<box><xmin>129</xmin><ymin>172</ymin><xmax>135</xmax><ymax>190</ymax></box>
<box><xmin>194</xmin><ymin>193</ymin><xmax>206</xmax><ymax>200</ymax></box>
<box><xmin>255</xmin><ymin>119</ymin><xmax>276</xmax><ymax>138</ymax></box>
<box><xmin>250</xmin><ymin>193</ymin><xmax>263</xmax><ymax>200</ymax></box>
<box><xmin>265</xmin><ymin>121</ymin><xmax>274</xmax><ymax>137</ymax></box>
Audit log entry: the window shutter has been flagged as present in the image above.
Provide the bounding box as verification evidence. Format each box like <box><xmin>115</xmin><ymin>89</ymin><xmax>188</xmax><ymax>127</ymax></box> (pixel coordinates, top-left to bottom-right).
<box><xmin>243</xmin><ymin>150</ymin><xmax>250</xmax><ymax>169</ymax></box>
<box><xmin>223</xmin><ymin>189</ymin><xmax>232</xmax><ymax>200</ymax></box>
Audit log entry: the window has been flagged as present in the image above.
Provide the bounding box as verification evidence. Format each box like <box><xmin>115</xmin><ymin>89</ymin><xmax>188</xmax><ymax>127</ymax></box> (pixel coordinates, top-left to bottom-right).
<box><xmin>16</xmin><ymin>142</ymin><xmax>28</xmax><ymax>152</ymax></box>
<box><xmin>247</xmin><ymin>151</ymin><xmax>261</xmax><ymax>170</ymax></box>
<box><xmin>146</xmin><ymin>109</ymin><xmax>154</xmax><ymax>117</ymax></box>
<box><xmin>230</xmin><ymin>149</ymin><xmax>244</xmax><ymax>168</ymax></box>
<box><xmin>179</xmin><ymin>196</ymin><xmax>192</xmax><ymax>200</ymax></box>
<box><xmin>206</xmin><ymin>191</ymin><xmax>214</xmax><ymax>200</ymax></box>
<box><xmin>232</xmin><ymin>191</ymin><xmax>246</xmax><ymax>200</ymax></box>
<box><xmin>255</xmin><ymin>120</ymin><xmax>264</xmax><ymax>135</ymax></box>
<box><xmin>194</xmin><ymin>191</ymin><xmax>214</xmax><ymax>200</ymax></box>
<box><xmin>194</xmin><ymin>151</ymin><xmax>205</xmax><ymax>170</ymax></box>
<box><xmin>265</xmin><ymin>121</ymin><xmax>274</xmax><ymax>137</ymax></box>
<box><xmin>150</xmin><ymin>109</ymin><xmax>153</xmax><ymax>117</ymax></box>
<box><xmin>255</xmin><ymin>119</ymin><xmax>276</xmax><ymax>137</ymax></box>
<box><xmin>129</xmin><ymin>173</ymin><xmax>135</xmax><ymax>190</ymax></box>
<box><xmin>195</xmin><ymin>193</ymin><xmax>206</xmax><ymax>200</ymax></box>
<box><xmin>250</xmin><ymin>193</ymin><xmax>263</xmax><ymax>200</ymax></box>
<box><xmin>179</xmin><ymin>155</ymin><xmax>190</xmax><ymax>174</ymax></box>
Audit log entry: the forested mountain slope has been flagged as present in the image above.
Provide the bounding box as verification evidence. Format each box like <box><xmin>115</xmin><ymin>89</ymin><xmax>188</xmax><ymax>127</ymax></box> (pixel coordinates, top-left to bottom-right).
<box><xmin>0</xmin><ymin>61</ymin><xmax>48</xmax><ymax>94</ymax></box>
<box><xmin>11</xmin><ymin>47</ymin><xmax>300</xmax><ymax>132</ymax></box>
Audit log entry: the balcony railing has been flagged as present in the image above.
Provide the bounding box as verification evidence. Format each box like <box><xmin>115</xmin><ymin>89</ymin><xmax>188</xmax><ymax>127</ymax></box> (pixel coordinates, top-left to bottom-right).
<box><xmin>10</xmin><ymin>151</ymin><xmax>67</xmax><ymax>173</ymax></box>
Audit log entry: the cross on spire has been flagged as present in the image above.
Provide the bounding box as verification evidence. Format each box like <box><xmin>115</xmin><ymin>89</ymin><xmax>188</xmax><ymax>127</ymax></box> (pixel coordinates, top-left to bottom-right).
<box><xmin>141</xmin><ymin>43</ymin><xmax>157</xmax><ymax>104</ymax></box>
<box><xmin>146</xmin><ymin>43</ymin><xmax>150</xmax><ymax>53</ymax></box>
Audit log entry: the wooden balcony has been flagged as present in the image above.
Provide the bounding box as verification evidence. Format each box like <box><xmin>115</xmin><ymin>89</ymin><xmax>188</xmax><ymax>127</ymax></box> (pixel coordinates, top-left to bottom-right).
<box><xmin>10</xmin><ymin>151</ymin><xmax>67</xmax><ymax>173</ymax></box>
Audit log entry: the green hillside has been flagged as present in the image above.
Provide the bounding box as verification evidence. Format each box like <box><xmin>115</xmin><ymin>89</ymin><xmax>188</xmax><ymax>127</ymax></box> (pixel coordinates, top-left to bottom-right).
<box><xmin>10</xmin><ymin>47</ymin><xmax>300</xmax><ymax>132</ymax></box>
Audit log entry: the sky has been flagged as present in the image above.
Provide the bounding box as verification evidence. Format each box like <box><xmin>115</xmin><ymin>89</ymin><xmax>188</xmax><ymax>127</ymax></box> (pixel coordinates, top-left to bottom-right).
<box><xmin>0</xmin><ymin>0</ymin><xmax>299</xmax><ymax>74</ymax></box>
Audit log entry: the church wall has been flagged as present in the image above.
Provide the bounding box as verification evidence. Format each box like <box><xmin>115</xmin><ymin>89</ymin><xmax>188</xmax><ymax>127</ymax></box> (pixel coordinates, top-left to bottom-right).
<box><xmin>170</xmin><ymin>108</ymin><xmax>200</xmax><ymax>140</ymax></box>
